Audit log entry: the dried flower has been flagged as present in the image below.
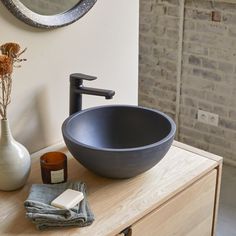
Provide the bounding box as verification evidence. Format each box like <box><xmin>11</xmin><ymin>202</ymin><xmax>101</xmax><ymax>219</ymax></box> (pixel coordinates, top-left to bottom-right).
<box><xmin>0</xmin><ymin>42</ymin><xmax>26</xmax><ymax>120</ymax></box>
<box><xmin>0</xmin><ymin>43</ymin><xmax>20</xmax><ymax>57</ymax></box>
<box><xmin>0</xmin><ymin>55</ymin><xmax>13</xmax><ymax>76</ymax></box>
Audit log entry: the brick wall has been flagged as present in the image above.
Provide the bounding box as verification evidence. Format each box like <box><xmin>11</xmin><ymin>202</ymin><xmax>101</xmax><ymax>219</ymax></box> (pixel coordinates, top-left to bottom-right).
<box><xmin>139</xmin><ymin>0</ymin><xmax>180</xmax><ymax>121</ymax></box>
<box><xmin>139</xmin><ymin>0</ymin><xmax>236</xmax><ymax>163</ymax></box>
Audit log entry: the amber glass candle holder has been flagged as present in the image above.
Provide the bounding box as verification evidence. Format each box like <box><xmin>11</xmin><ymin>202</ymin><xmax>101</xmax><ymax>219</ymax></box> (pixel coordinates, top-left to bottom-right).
<box><xmin>40</xmin><ymin>152</ymin><xmax>67</xmax><ymax>184</ymax></box>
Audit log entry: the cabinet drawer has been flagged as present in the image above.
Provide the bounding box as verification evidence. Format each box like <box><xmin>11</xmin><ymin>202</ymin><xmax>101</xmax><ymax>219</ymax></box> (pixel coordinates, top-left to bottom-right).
<box><xmin>131</xmin><ymin>170</ymin><xmax>217</xmax><ymax>236</ymax></box>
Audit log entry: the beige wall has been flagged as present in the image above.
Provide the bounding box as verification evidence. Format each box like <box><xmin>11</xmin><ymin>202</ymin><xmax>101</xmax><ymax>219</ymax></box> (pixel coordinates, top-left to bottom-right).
<box><xmin>0</xmin><ymin>0</ymin><xmax>139</xmax><ymax>153</ymax></box>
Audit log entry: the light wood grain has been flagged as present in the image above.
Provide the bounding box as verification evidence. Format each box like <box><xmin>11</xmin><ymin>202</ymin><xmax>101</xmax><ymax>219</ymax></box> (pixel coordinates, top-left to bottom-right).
<box><xmin>173</xmin><ymin>141</ymin><xmax>223</xmax><ymax>163</ymax></box>
<box><xmin>131</xmin><ymin>170</ymin><xmax>217</xmax><ymax>236</ymax></box>
<box><xmin>212</xmin><ymin>164</ymin><xmax>223</xmax><ymax>235</ymax></box>
<box><xmin>0</xmin><ymin>143</ymin><xmax>222</xmax><ymax>236</ymax></box>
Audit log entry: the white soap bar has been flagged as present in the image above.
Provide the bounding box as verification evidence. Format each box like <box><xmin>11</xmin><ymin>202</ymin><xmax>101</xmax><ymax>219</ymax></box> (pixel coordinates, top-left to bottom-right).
<box><xmin>51</xmin><ymin>189</ymin><xmax>84</xmax><ymax>209</ymax></box>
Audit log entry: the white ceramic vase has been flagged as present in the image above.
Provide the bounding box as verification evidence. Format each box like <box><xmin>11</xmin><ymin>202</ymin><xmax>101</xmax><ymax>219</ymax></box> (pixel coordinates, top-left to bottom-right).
<box><xmin>0</xmin><ymin>119</ymin><xmax>31</xmax><ymax>191</ymax></box>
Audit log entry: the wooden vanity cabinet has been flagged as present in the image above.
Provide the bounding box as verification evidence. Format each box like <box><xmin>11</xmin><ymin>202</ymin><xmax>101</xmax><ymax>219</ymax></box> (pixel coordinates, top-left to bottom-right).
<box><xmin>128</xmin><ymin>170</ymin><xmax>217</xmax><ymax>236</ymax></box>
<box><xmin>0</xmin><ymin>141</ymin><xmax>222</xmax><ymax>236</ymax></box>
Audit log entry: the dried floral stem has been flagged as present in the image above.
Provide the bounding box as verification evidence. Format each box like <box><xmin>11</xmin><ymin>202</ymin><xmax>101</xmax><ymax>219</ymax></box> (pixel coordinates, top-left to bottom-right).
<box><xmin>0</xmin><ymin>42</ymin><xmax>26</xmax><ymax>120</ymax></box>
<box><xmin>0</xmin><ymin>75</ymin><xmax>12</xmax><ymax>119</ymax></box>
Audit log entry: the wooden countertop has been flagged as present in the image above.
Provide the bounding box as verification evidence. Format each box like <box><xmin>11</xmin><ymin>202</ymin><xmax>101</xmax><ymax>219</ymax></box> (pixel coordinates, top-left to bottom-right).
<box><xmin>0</xmin><ymin>141</ymin><xmax>222</xmax><ymax>236</ymax></box>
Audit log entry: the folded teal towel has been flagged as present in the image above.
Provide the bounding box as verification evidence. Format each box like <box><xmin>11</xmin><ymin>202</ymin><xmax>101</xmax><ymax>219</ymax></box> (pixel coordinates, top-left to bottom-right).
<box><xmin>24</xmin><ymin>182</ymin><xmax>94</xmax><ymax>230</ymax></box>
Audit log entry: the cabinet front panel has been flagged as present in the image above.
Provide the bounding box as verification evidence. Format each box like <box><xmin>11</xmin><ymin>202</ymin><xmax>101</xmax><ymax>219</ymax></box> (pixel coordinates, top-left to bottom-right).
<box><xmin>131</xmin><ymin>170</ymin><xmax>217</xmax><ymax>236</ymax></box>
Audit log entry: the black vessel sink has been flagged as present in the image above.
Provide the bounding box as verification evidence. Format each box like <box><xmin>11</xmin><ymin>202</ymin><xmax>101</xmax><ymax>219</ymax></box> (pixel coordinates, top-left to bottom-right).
<box><xmin>62</xmin><ymin>105</ymin><xmax>176</xmax><ymax>178</ymax></box>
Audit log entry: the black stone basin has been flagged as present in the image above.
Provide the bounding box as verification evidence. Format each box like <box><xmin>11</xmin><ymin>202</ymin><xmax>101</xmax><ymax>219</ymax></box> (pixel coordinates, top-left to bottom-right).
<box><xmin>62</xmin><ymin>105</ymin><xmax>176</xmax><ymax>178</ymax></box>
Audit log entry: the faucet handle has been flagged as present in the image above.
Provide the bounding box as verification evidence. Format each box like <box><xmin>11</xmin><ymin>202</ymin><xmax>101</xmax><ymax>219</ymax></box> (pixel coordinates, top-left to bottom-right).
<box><xmin>70</xmin><ymin>73</ymin><xmax>97</xmax><ymax>87</ymax></box>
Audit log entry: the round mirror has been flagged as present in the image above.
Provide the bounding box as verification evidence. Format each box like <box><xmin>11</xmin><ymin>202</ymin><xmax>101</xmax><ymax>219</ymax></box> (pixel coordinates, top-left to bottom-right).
<box><xmin>20</xmin><ymin>0</ymin><xmax>81</xmax><ymax>16</ymax></box>
<box><xmin>1</xmin><ymin>0</ymin><xmax>97</xmax><ymax>29</ymax></box>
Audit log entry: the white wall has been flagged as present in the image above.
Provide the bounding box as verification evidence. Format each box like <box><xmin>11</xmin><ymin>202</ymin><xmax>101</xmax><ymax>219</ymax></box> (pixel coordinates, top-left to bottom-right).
<box><xmin>0</xmin><ymin>0</ymin><xmax>139</xmax><ymax>153</ymax></box>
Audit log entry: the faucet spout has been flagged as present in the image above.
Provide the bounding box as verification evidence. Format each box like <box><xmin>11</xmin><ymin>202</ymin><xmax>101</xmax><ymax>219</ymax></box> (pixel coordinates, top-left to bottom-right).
<box><xmin>69</xmin><ymin>73</ymin><xmax>115</xmax><ymax>115</ymax></box>
<box><xmin>76</xmin><ymin>87</ymin><xmax>115</xmax><ymax>99</ymax></box>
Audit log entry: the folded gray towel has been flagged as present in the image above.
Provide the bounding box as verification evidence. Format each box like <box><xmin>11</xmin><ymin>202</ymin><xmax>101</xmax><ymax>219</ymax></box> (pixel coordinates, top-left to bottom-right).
<box><xmin>24</xmin><ymin>182</ymin><xmax>94</xmax><ymax>230</ymax></box>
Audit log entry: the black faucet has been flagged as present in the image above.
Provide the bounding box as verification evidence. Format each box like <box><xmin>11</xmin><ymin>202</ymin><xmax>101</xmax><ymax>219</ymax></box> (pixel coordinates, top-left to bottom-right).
<box><xmin>69</xmin><ymin>73</ymin><xmax>115</xmax><ymax>115</ymax></box>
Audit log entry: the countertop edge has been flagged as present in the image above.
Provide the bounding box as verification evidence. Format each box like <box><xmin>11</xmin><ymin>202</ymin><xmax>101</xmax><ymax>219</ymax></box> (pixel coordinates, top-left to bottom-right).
<box><xmin>173</xmin><ymin>140</ymin><xmax>223</xmax><ymax>163</ymax></box>
<box><xmin>31</xmin><ymin>140</ymin><xmax>223</xmax><ymax>164</ymax></box>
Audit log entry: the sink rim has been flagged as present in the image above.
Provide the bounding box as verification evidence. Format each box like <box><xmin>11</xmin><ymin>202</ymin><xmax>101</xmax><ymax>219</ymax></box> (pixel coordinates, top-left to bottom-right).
<box><xmin>62</xmin><ymin>105</ymin><xmax>176</xmax><ymax>152</ymax></box>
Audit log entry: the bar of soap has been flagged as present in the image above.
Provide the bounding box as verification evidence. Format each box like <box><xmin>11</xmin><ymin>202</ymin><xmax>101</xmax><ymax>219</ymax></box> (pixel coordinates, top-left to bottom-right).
<box><xmin>51</xmin><ymin>189</ymin><xmax>84</xmax><ymax>209</ymax></box>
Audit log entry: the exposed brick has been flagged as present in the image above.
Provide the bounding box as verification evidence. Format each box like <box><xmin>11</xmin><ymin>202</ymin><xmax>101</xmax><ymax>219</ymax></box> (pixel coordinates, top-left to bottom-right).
<box><xmin>139</xmin><ymin>76</ymin><xmax>155</xmax><ymax>88</ymax></box>
<box><xmin>229</xmin><ymin>97</ymin><xmax>236</xmax><ymax>107</ymax></box>
<box><xmin>153</xmin><ymin>37</ymin><xmax>178</xmax><ymax>50</ymax></box>
<box><xmin>215</xmin><ymin>2</ymin><xmax>236</xmax><ymax>13</ymax></box>
<box><xmin>156</xmin><ymin>99</ymin><xmax>176</xmax><ymax>112</ymax></box>
<box><xmin>219</xmin><ymin>118</ymin><xmax>236</xmax><ymax>130</ymax></box>
<box><xmin>213</xmin><ymin>105</ymin><xmax>228</xmax><ymax>117</ymax></box>
<box><xmin>158</xmin><ymin>0</ymin><xmax>180</xmax><ymax>6</ymax></box>
<box><xmin>138</xmin><ymin>94</ymin><xmax>155</xmax><ymax>106</ymax></box>
<box><xmin>194</xmin><ymin>122</ymin><xmax>210</xmax><ymax>132</ymax></box>
<box><xmin>140</xmin><ymin>15</ymin><xmax>153</xmax><ymax>24</ymax></box>
<box><xmin>209</xmin><ymin>145</ymin><xmax>233</xmax><ymax>159</ymax></box>
<box><xmin>167</xmin><ymin>6</ymin><xmax>179</xmax><ymax>17</ymax></box>
<box><xmin>218</xmin><ymin>61</ymin><xmax>234</xmax><ymax>74</ymax></box>
<box><xmin>184</xmin><ymin>31</ymin><xmax>201</xmax><ymax>42</ymax></box>
<box><xmin>151</xmin><ymin>68</ymin><xmax>177</xmax><ymax>82</ymax></box>
<box><xmin>184</xmin><ymin>42</ymin><xmax>208</xmax><ymax>55</ymax></box>
<box><xmin>207</xmin><ymin>136</ymin><xmax>231</xmax><ymax>148</ymax></box>
<box><xmin>139</xmin><ymin>24</ymin><xmax>150</xmax><ymax>33</ymax></box>
<box><xmin>166</xmin><ymin>29</ymin><xmax>179</xmax><ymax>39</ymax></box>
<box><xmin>183</xmin><ymin>96</ymin><xmax>198</xmax><ymax>107</ymax></box>
<box><xmin>231</xmin><ymin>143</ymin><xmax>236</xmax><ymax>153</ymax></box>
<box><xmin>139</xmin><ymin>45</ymin><xmax>152</xmax><ymax>55</ymax></box>
<box><xmin>140</xmin><ymin>2</ymin><xmax>153</xmax><ymax>12</ymax></box>
<box><xmin>185</xmin><ymin>0</ymin><xmax>213</xmax><ymax>10</ymax></box>
<box><xmin>153</xmin><ymin>88</ymin><xmax>176</xmax><ymax>101</ymax></box>
<box><xmin>222</xmin><ymin>37</ymin><xmax>236</xmax><ymax>49</ymax></box>
<box><xmin>214</xmin><ymin>84</ymin><xmax>233</xmax><ymax>96</ymax></box>
<box><xmin>182</xmin><ymin>86</ymin><xmax>206</xmax><ymax>98</ymax></box>
<box><xmin>192</xmin><ymin>68</ymin><xmax>221</xmax><ymax>81</ymax></box>
<box><xmin>182</xmin><ymin>74</ymin><xmax>215</xmax><ymax>91</ymax></box>
<box><xmin>157</xmin><ymin>16</ymin><xmax>179</xmax><ymax>29</ymax></box>
<box><xmin>228</xmin><ymin>26</ymin><xmax>236</xmax><ymax>37</ymax></box>
<box><xmin>206</xmin><ymin>93</ymin><xmax>229</xmax><ymax>106</ymax></box>
<box><xmin>202</xmin><ymin>58</ymin><xmax>217</xmax><ymax>69</ymax></box>
<box><xmin>139</xmin><ymin>63</ymin><xmax>152</xmax><ymax>75</ymax></box>
<box><xmin>229</xmin><ymin>110</ymin><xmax>236</xmax><ymax>120</ymax></box>
<box><xmin>226</xmin><ymin>130</ymin><xmax>236</xmax><ymax>142</ymax></box>
<box><xmin>180</xmin><ymin>106</ymin><xmax>197</xmax><ymax>119</ymax></box>
<box><xmin>188</xmin><ymin>55</ymin><xmax>201</xmax><ymax>65</ymax></box>
<box><xmin>179</xmin><ymin>115</ymin><xmax>195</xmax><ymax>128</ymax></box>
<box><xmin>165</xmin><ymin>112</ymin><xmax>175</xmax><ymax>121</ymax></box>
<box><xmin>159</xmin><ymin>60</ymin><xmax>177</xmax><ymax>72</ymax></box>
<box><xmin>153</xmin><ymin>5</ymin><xmax>167</xmax><ymax>16</ymax></box>
<box><xmin>223</xmin><ymin>13</ymin><xmax>236</xmax><ymax>26</ymax></box>
<box><xmin>154</xmin><ymin>81</ymin><xmax>176</xmax><ymax>92</ymax></box>
<box><xmin>209</xmin><ymin>47</ymin><xmax>236</xmax><ymax>62</ymax></box>
<box><xmin>179</xmin><ymin>135</ymin><xmax>209</xmax><ymax>151</ymax></box>
<box><xmin>198</xmin><ymin>101</ymin><xmax>213</xmax><ymax>112</ymax></box>
<box><xmin>139</xmin><ymin>54</ymin><xmax>155</xmax><ymax>65</ymax></box>
<box><xmin>153</xmin><ymin>47</ymin><xmax>178</xmax><ymax>61</ymax></box>
<box><xmin>139</xmin><ymin>34</ymin><xmax>153</xmax><ymax>45</ymax></box>
<box><xmin>179</xmin><ymin>126</ymin><xmax>207</xmax><ymax>140</ymax></box>
<box><xmin>184</xmin><ymin>19</ymin><xmax>195</xmax><ymax>30</ymax></box>
<box><xmin>139</xmin><ymin>0</ymin><xmax>236</xmax><ymax>162</ymax></box>
<box><xmin>185</xmin><ymin>8</ymin><xmax>211</xmax><ymax>21</ymax></box>
<box><xmin>209</xmin><ymin>126</ymin><xmax>225</xmax><ymax>137</ymax></box>
<box><xmin>152</xmin><ymin>26</ymin><xmax>166</xmax><ymax>36</ymax></box>
<box><xmin>196</xmin><ymin>22</ymin><xmax>228</xmax><ymax>35</ymax></box>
